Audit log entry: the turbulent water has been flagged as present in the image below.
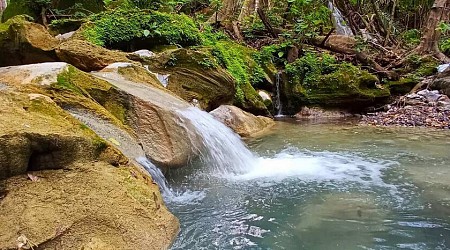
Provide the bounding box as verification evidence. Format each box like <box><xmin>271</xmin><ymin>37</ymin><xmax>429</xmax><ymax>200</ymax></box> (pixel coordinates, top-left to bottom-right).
<box><xmin>165</xmin><ymin>119</ymin><xmax>450</xmax><ymax>249</ymax></box>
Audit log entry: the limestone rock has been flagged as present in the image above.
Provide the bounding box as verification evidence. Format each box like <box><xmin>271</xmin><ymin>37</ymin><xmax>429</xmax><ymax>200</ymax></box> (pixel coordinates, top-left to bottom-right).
<box><xmin>94</xmin><ymin>64</ymin><xmax>202</xmax><ymax>168</ymax></box>
<box><xmin>0</xmin><ymin>15</ymin><xmax>59</xmax><ymax>66</ymax></box>
<box><xmin>144</xmin><ymin>48</ymin><xmax>236</xmax><ymax>111</ymax></box>
<box><xmin>0</xmin><ymin>162</ymin><xmax>179</xmax><ymax>249</ymax></box>
<box><xmin>56</xmin><ymin>39</ymin><xmax>131</xmax><ymax>71</ymax></box>
<box><xmin>210</xmin><ymin>105</ymin><xmax>274</xmax><ymax>137</ymax></box>
<box><xmin>0</xmin><ymin>62</ymin><xmax>202</xmax><ymax>168</ymax></box>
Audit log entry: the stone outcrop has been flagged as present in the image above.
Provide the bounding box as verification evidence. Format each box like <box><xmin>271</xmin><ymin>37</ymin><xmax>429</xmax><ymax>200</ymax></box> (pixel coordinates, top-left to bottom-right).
<box><xmin>0</xmin><ymin>63</ymin><xmax>180</xmax><ymax>249</ymax></box>
<box><xmin>210</xmin><ymin>105</ymin><xmax>274</xmax><ymax>137</ymax></box>
<box><xmin>144</xmin><ymin>48</ymin><xmax>236</xmax><ymax>111</ymax></box>
<box><xmin>56</xmin><ymin>39</ymin><xmax>131</xmax><ymax>71</ymax></box>
<box><xmin>95</xmin><ymin>63</ymin><xmax>202</xmax><ymax>168</ymax></box>
<box><xmin>0</xmin><ymin>62</ymin><xmax>202</xmax><ymax>168</ymax></box>
<box><xmin>0</xmin><ymin>162</ymin><xmax>178</xmax><ymax>249</ymax></box>
<box><xmin>0</xmin><ymin>15</ymin><xmax>59</xmax><ymax>66</ymax></box>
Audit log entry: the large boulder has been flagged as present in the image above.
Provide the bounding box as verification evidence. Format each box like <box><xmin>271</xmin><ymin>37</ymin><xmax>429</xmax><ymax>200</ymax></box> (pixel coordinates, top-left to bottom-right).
<box><xmin>56</xmin><ymin>39</ymin><xmax>131</xmax><ymax>71</ymax></box>
<box><xmin>0</xmin><ymin>162</ymin><xmax>178</xmax><ymax>249</ymax></box>
<box><xmin>210</xmin><ymin>105</ymin><xmax>274</xmax><ymax>137</ymax></box>
<box><xmin>145</xmin><ymin>48</ymin><xmax>236</xmax><ymax>111</ymax></box>
<box><xmin>283</xmin><ymin>54</ymin><xmax>391</xmax><ymax>114</ymax></box>
<box><xmin>0</xmin><ymin>15</ymin><xmax>58</xmax><ymax>66</ymax></box>
<box><xmin>0</xmin><ymin>62</ymin><xmax>202</xmax><ymax>168</ymax></box>
<box><xmin>95</xmin><ymin>63</ymin><xmax>202</xmax><ymax>168</ymax></box>
<box><xmin>0</xmin><ymin>65</ymin><xmax>179</xmax><ymax>249</ymax></box>
<box><xmin>0</xmin><ymin>93</ymin><xmax>99</xmax><ymax>179</ymax></box>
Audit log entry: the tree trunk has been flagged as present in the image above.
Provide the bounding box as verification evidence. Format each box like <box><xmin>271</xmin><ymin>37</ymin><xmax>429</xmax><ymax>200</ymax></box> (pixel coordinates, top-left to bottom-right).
<box><xmin>0</xmin><ymin>0</ymin><xmax>7</xmax><ymax>12</ymax></box>
<box><xmin>416</xmin><ymin>0</ymin><xmax>450</xmax><ymax>62</ymax></box>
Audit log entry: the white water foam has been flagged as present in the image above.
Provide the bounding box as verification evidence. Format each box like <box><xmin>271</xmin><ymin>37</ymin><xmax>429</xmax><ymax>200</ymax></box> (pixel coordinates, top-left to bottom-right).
<box><xmin>232</xmin><ymin>148</ymin><xmax>396</xmax><ymax>187</ymax></box>
<box><xmin>137</xmin><ymin>157</ymin><xmax>205</xmax><ymax>203</ymax></box>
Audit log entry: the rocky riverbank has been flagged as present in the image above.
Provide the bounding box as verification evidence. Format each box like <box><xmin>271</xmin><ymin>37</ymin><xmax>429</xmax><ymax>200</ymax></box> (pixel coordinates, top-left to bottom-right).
<box><xmin>361</xmin><ymin>89</ymin><xmax>450</xmax><ymax>129</ymax></box>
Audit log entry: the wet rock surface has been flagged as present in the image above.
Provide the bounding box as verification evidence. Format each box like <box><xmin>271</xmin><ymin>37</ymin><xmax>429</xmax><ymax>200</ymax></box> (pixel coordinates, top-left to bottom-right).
<box><xmin>361</xmin><ymin>89</ymin><xmax>450</xmax><ymax>129</ymax></box>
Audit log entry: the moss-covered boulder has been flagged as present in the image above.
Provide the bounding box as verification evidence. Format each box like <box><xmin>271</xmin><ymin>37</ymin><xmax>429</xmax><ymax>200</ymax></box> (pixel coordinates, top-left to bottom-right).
<box><xmin>283</xmin><ymin>52</ymin><xmax>391</xmax><ymax>113</ymax></box>
<box><xmin>145</xmin><ymin>48</ymin><xmax>236</xmax><ymax>111</ymax></box>
<box><xmin>2</xmin><ymin>0</ymin><xmax>104</xmax><ymax>22</ymax></box>
<box><xmin>0</xmin><ymin>15</ymin><xmax>58</xmax><ymax>66</ymax></box>
<box><xmin>56</xmin><ymin>39</ymin><xmax>131</xmax><ymax>71</ymax></box>
<box><xmin>210</xmin><ymin>41</ymin><xmax>271</xmax><ymax>116</ymax></box>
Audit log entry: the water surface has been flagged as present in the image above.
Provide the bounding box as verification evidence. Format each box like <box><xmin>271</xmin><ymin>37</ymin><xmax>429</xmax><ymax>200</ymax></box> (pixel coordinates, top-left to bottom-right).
<box><xmin>168</xmin><ymin>120</ymin><xmax>450</xmax><ymax>249</ymax></box>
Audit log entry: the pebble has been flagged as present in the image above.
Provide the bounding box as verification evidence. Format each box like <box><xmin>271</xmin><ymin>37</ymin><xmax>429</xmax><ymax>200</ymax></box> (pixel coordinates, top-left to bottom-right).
<box><xmin>361</xmin><ymin>90</ymin><xmax>450</xmax><ymax>129</ymax></box>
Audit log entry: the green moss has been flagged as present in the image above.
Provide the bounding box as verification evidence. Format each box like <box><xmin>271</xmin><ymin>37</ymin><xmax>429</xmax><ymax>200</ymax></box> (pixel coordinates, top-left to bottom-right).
<box><xmin>82</xmin><ymin>9</ymin><xmax>201</xmax><ymax>48</ymax></box>
<box><xmin>387</xmin><ymin>55</ymin><xmax>438</xmax><ymax>95</ymax></box>
<box><xmin>210</xmin><ymin>41</ymin><xmax>268</xmax><ymax>114</ymax></box>
<box><xmin>52</xmin><ymin>66</ymin><xmax>130</xmax><ymax>125</ymax></box>
<box><xmin>285</xmin><ymin>53</ymin><xmax>390</xmax><ymax>110</ymax></box>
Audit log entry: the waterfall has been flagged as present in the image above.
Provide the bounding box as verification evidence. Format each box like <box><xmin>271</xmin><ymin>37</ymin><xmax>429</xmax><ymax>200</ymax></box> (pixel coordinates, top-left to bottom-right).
<box><xmin>328</xmin><ymin>1</ymin><xmax>353</xmax><ymax>36</ymax></box>
<box><xmin>177</xmin><ymin>107</ymin><xmax>256</xmax><ymax>175</ymax></box>
<box><xmin>274</xmin><ymin>71</ymin><xmax>283</xmax><ymax>117</ymax></box>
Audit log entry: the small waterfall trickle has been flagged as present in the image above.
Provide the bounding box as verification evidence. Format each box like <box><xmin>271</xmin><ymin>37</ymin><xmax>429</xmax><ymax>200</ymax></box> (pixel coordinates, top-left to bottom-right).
<box><xmin>177</xmin><ymin>107</ymin><xmax>256</xmax><ymax>175</ymax></box>
<box><xmin>328</xmin><ymin>1</ymin><xmax>353</xmax><ymax>36</ymax></box>
<box><xmin>274</xmin><ymin>71</ymin><xmax>283</xmax><ymax>117</ymax></box>
<box><xmin>137</xmin><ymin>157</ymin><xmax>172</xmax><ymax>195</ymax></box>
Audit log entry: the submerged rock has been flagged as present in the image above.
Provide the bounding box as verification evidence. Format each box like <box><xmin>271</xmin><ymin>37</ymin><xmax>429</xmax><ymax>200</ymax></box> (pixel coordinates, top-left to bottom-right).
<box><xmin>295</xmin><ymin>106</ymin><xmax>354</xmax><ymax>119</ymax></box>
<box><xmin>210</xmin><ymin>105</ymin><xmax>274</xmax><ymax>137</ymax></box>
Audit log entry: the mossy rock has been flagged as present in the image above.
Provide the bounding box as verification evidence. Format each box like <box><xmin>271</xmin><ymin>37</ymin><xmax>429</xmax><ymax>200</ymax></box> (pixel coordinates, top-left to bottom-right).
<box><xmin>0</xmin><ymin>15</ymin><xmax>59</xmax><ymax>66</ymax></box>
<box><xmin>2</xmin><ymin>0</ymin><xmax>104</xmax><ymax>22</ymax></box>
<box><xmin>145</xmin><ymin>48</ymin><xmax>235</xmax><ymax>111</ymax></box>
<box><xmin>284</xmin><ymin>56</ymin><xmax>391</xmax><ymax>113</ymax></box>
<box><xmin>388</xmin><ymin>55</ymin><xmax>438</xmax><ymax>95</ymax></box>
<box><xmin>210</xmin><ymin>41</ymin><xmax>270</xmax><ymax>116</ymax></box>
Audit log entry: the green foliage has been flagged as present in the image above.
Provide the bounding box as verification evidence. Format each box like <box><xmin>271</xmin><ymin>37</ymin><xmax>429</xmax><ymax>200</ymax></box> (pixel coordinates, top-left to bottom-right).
<box><xmin>82</xmin><ymin>9</ymin><xmax>201</xmax><ymax>47</ymax></box>
<box><xmin>243</xmin><ymin>0</ymin><xmax>331</xmax><ymax>41</ymax></box>
<box><xmin>401</xmin><ymin>29</ymin><xmax>421</xmax><ymax>47</ymax></box>
<box><xmin>285</xmin><ymin>52</ymin><xmax>338</xmax><ymax>90</ymax></box>
<box><xmin>441</xmin><ymin>39</ymin><xmax>450</xmax><ymax>55</ymax></box>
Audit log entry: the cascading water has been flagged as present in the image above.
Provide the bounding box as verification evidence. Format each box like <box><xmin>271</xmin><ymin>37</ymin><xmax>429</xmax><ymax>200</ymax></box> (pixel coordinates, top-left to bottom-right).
<box><xmin>274</xmin><ymin>71</ymin><xmax>283</xmax><ymax>117</ymax></box>
<box><xmin>328</xmin><ymin>0</ymin><xmax>353</xmax><ymax>36</ymax></box>
<box><xmin>137</xmin><ymin>157</ymin><xmax>173</xmax><ymax>195</ymax></box>
<box><xmin>176</xmin><ymin>107</ymin><xmax>256</xmax><ymax>175</ymax></box>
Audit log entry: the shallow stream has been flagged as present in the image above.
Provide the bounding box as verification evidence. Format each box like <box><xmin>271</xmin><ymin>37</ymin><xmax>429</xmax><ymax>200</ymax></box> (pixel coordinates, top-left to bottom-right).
<box><xmin>168</xmin><ymin>120</ymin><xmax>450</xmax><ymax>249</ymax></box>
